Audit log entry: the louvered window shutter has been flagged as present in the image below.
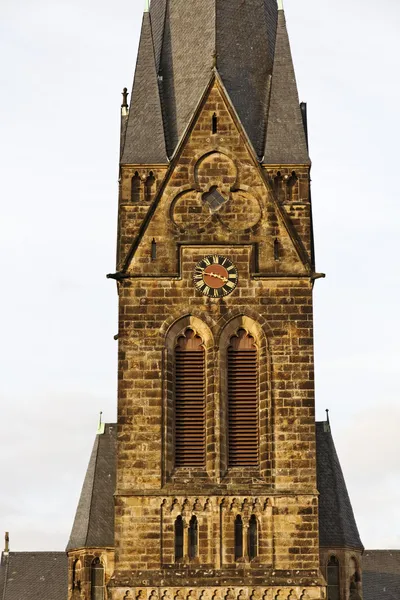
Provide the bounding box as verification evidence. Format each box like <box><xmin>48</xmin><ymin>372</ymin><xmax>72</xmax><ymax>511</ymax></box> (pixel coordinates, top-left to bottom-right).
<box><xmin>228</xmin><ymin>329</ymin><xmax>259</xmax><ymax>467</ymax></box>
<box><xmin>175</xmin><ymin>329</ymin><xmax>206</xmax><ymax>467</ymax></box>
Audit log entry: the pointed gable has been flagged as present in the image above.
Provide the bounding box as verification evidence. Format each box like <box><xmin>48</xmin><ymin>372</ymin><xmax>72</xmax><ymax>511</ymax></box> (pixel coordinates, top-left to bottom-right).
<box><xmin>264</xmin><ymin>9</ymin><xmax>310</xmax><ymax>164</ymax></box>
<box><xmin>67</xmin><ymin>424</ymin><xmax>116</xmax><ymax>551</ymax></box>
<box><xmin>122</xmin><ymin>12</ymin><xmax>167</xmax><ymax>165</ymax></box>
<box><xmin>121</xmin><ymin>75</ymin><xmax>311</xmax><ymax>276</ymax></box>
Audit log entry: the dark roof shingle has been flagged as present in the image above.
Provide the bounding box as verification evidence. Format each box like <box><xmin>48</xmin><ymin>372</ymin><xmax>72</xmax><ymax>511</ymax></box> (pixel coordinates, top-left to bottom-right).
<box><xmin>0</xmin><ymin>552</ymin><xmax>67</xmax><ymax>600</ymax></box>
<box><xmin>122</xmin><ymin>12</ymin><xmax>167</xmax><ymax>164</ymax></box>
<box><xmin>363</xmin><ymin>551</ymin><xmax>400</xmax><ymax>600</ymax></box>
<box><xmin>67</xmin><ymin>423</ymin><xmax>117</xmax><ymax>551</ymax></box>
<box><xmin>316</xmin><ymin>421</ymin><xmax>363</xmax><ymax>551</ymax></box>
<box><xmin>129</xmin><ymin>1</ymin><xmax>291</xmax><ymax>160</ymax></box>
<box><xmin>264</xmin><ymin>9</ymin><xmax>310</xmax><ymax>164</ymax></box>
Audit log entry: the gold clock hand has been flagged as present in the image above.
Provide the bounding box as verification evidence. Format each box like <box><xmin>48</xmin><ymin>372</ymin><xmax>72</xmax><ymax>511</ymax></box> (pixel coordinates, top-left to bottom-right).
<box><xmin>208</xmin><ymin>272</ymin><xmax>228</xmax><ymax>283</ymax></box>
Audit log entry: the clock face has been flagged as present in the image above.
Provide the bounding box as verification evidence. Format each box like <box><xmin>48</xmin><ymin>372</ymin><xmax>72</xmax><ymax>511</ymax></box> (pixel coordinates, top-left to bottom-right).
<box><xmin>194</xmin><ymin>255</ymin><xmax>239</xmax><ymax>297</ymax></box>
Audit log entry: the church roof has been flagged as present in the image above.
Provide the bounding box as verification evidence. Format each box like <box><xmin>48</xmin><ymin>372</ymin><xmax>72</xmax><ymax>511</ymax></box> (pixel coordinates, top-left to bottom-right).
<box><xmin>122</xmin><ymin>1</ymin><xmax>309</xmax><ymax>164</ymax></box>
<box><xmin>121</xmin><ymin>11</ymin><xmax>167</xmax><ymax>164</ymax></box>
<box><xmin>263</xmin><ymin>9</ymin><xmax>310</xmax><ymax>164</ymax></box>
<box><xmin>316</xmin><ymin>421</ymin><xmax>363</xmax><ymax>551</ymax></box>
<box><xmin>66</xmin><ymin>423</ymin><xmax>117</xmax><ymax>551</ymax></box>
<box><xmin>0</xmin><ymin>552</ymin><xmax>67</xmax><ymax>600</ymax></box>
<box><xmin>363</xmin><ymin>551</ymin><xmax>400</xmax><ymax>600</ymax></box>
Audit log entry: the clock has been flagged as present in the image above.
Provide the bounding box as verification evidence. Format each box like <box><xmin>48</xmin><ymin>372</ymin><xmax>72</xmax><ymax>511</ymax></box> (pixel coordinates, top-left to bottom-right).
<box><xmin>193</xmin><ymin>255</ymin><xmax>239</xmax><ymax>297</ymax></box>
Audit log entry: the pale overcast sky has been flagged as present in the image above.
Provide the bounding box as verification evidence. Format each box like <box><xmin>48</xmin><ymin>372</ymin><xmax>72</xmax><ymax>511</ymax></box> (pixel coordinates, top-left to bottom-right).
<box><xmin>1</xmin><ymin>0</ymin><xmax>399</xmax><ymax>552</ymax></box>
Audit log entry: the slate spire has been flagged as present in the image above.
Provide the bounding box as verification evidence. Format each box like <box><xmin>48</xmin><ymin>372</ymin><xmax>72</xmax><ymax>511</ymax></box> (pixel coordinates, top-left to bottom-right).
<box><xmin>264</xmin><ymin>7</ymin><xmax>310</xmax><ymax>164</ymax></box>
<box><xmin>121</xmin><ymin>10</ymin><xmax>167</xmax><ymax>164</ymax></box>
<box><xmin>67</xmin><ymin>424</ymin><xmax>116</xmax><ymax>551</ymax></box>
<box><xmin>148</xmin><ymin>0</ymin><xmax>278</xmax><ymax>158</ymax></box>
<box><xmin>316</xmin><ymin>422</ymin><xmax>364</xmax><ymax>550</ymax></box>
<box><xmin>127</xmin><ymin>1</ymin><xmax>309</xmax><ymax>164</ymax></box>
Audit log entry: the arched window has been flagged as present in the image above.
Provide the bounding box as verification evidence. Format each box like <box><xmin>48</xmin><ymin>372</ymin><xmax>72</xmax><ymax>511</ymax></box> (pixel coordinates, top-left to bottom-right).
<box><xmin>228</xmin><ymin>329</ymin><xmax>258</xmax><ymax>467</ymax></box>
<box><xmin>91</xmin><ymin>558</ymin><xmax>104</xmax><ymax>600</ymax></box>
<box><xmin>327</xmin><ymin>556</ymin><xmax>340</xmax><ymax>600</ymax></box>
<box><xmin>72</xmin><ymin>559</ymin><xmax>81</xmax><ymax>591</ymax></box>
<box><xmin>212</xmin><ymin>113</ymin><xmax>218</xmax><ymax>134</ymax></box>
<box><xmin>174</xmin><ymin>516</ymin><xmax>184</xmax><ymax>562</ymax></box>
<box><xmin>349</xmin><ymin>557</ymin><xmax>361</xmax><ymax>596</ymax></box>
<box><xmin>175</xmin><ymin>329</ymin><xmax>206</xmax><ymax>467</ymax></box>
<box><xmin>274</xmin><ymin>171</ymin><xmax>284</xmax><ymax>201</ymax></box>
<box><xmin>248</xmin><ymin>514</ymin><xmax>258</xmax><ymax>560</ymax></box>
<box><xmin>145</xmin><ymin>171</ymin><xmax>155</xmax><ymax>201</ymax></box>
<box><xmin>234</xmin><ymin>515</ymin><xmax>243</xmax><ymax>561</ymax></box>
<box><xmin>131</xmin><ymin>172</ymin><xmax>141</xmax><ymax>202</ymax></box>
<box><xmin>286</xmin><ymin>170</ymin><xmax>298</xmax><ymax>201</ymax></box>
<box><xmin>188</xmin><ymin>516</ymin><xmax>198</xmax><ymax>560</ymax></box>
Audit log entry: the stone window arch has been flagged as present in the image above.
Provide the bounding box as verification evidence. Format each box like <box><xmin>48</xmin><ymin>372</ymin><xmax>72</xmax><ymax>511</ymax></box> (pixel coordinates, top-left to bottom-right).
<box><xmin>90</xmin><ymin>557</ymin><xmax>105</xmax><ymax>600</ymax></box>
<box><xmin>349</xmin><ymin>557</ymin><xmax>361</xmax><ymax>598</ymax></box>
<box><xmin>145</xmin><ymin>171</ymin><xmax>156</xmax><ymax>201</ymax></box>
<box><xmin>327</xmin><ymin>555</ymin><xmax>340</xmax><ymax>600</ymax></box>
<box><xmin>219</xmin><ymin>315</ymin><xmax>271</xmax><ymax>478</ymax></box>
<box><xmin>234</xmin><ymin>514</ymin><xmax>243</xmax><ymax>561</ymax></box>
<box><xmin>174</xmin><ymin>515</ymin><xmax>184</xmax><ymax>562</ymax></box>
<box><xmin>72</xmin><ymin>558</ymin><xmax>81</xmax><ymax>591</ymax></box>
<box><xmin>188</xmin><ymin>515</ymin><xmax>198</xmax><ymax>560</ymax></box>
<box><xmin>131</xmin><ymin>172</ymin><xmax>141</xmax><ymax>202</ymax></box>
<box><xmin>248</xmin><ymin>514</ymin><xmax>258</xmax><ymax>560</ymax></box>
<box><xmin>164</xmin><ymin>316</ymin><xmax>215</xmax><ymax>480</ymax></box>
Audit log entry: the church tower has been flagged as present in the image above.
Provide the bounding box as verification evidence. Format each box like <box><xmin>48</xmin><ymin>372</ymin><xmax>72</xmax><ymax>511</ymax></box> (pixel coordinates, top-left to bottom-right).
<box><xmin>111</xmin><ymin>1</ymin><xmax>324</xmax><ymax>599</ymax></box>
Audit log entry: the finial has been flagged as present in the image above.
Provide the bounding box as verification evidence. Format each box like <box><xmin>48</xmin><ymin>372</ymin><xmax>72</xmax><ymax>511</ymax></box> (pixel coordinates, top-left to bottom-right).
<box><xmin>324</xmin><ymin>409</ymin><xmax>331</xmax><ymax>432</ymax></box>
<box><xmin>97</xmin><ymin>412</ymin><xmax>105</xmax><ymax>435</ymax></box>
<box><xmin>121</xmin><ymin>87</ymin><xmax>128</xmax><ymax>109</ymax></box>
<box><xmin>121</xmin><ymin>88</ymin><xmax>129</xmax><ymax>117</ymax></box>
<box><xmin>4</xmin><ymin>532</ymin><xmax>9</xmax><ymax>554</ymax></box>
<box><xmin>144</xmin><ymin>0</ymin><xmax>150</xmax><ymax>12</ymax></box>
<box><xmin>278</xmin><ymin>0</ymin><xmax>284</xmax><ymax>9</ymax></box>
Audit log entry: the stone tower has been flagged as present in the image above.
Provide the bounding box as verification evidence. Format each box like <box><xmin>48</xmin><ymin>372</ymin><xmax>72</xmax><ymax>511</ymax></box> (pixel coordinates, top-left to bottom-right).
<box><xmin>102</xmin><ymin>1</ymin><xmax>327</xmax><ymax>599</ymax></box>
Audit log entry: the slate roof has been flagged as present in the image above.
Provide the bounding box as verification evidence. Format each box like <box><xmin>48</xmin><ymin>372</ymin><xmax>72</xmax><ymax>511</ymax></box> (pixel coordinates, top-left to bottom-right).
<box><xmin>67</xmin><ymin>423</ymin><xmax>117</xmax><ymax>551</ymax></box>
<box><xmin>0</xmin><ymin>552</ymin><xmax>67</xmax><ymax>600</ymax></box>
<box><xmin>316</xmin><ymin>421</ymin><xmax>363</xmax><ymax>551</ymax></box>
<box><xmin>123</xmin><ymin>1</ymin><xmax>308</xmax><ymax>164</ymax></box>
<box><xmin>121</xmin><ymin>11</ymin><xmax>167</xmax><ymax>164</ymax></box>
<box><xmin>264</xmin><ymin>9</ymin><xmax>310</xmax><ymax>164</ymax></box>
<box><xmin>363</xmin><ymin>551</ymin><xmax>400</xmax><ymax>600</ymax></box>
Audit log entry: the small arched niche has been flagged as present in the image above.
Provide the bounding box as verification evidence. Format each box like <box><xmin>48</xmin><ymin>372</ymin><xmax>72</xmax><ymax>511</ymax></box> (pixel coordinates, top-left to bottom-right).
<box><xmin>174</xmin><ymin>515</ymin><xmax>184</xmax><ymax>562</ymax></box>
<box><xmin>145</xmin><ymin>171</ymin><xmax>156</xmax><ymax>201</ymax></box>
<box><xmin>131</xmin><ymin>172</ymin><xmax>141</xmax><ymax>202</ymax></box>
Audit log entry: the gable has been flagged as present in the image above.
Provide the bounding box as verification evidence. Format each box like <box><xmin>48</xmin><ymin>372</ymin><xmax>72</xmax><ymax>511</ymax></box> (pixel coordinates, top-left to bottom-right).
<box><xmin>121</xmin><ymin>76</ymin><xmax>312</xmax><ymax>278</ymax></box>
